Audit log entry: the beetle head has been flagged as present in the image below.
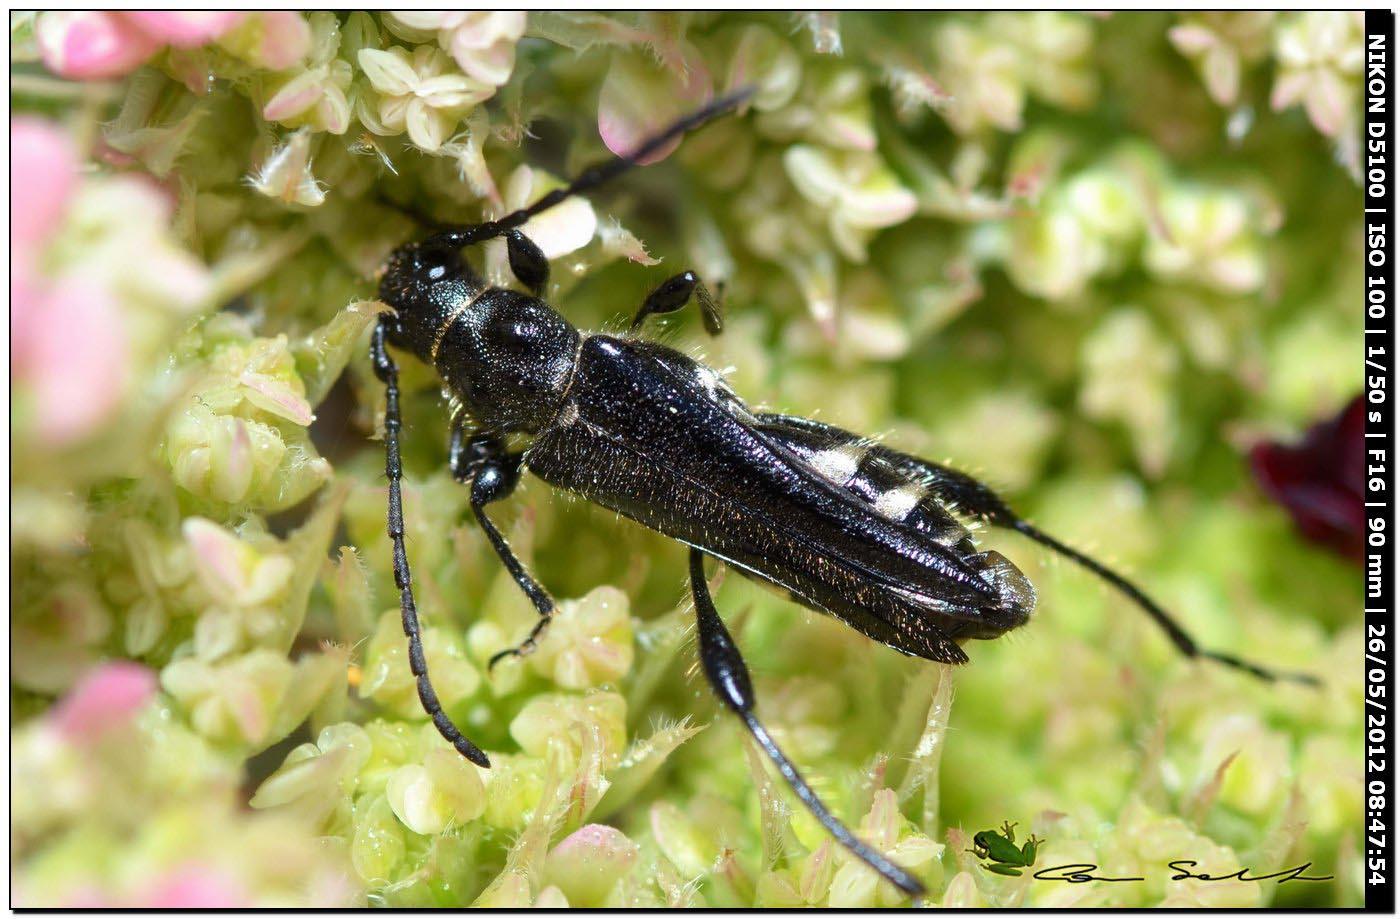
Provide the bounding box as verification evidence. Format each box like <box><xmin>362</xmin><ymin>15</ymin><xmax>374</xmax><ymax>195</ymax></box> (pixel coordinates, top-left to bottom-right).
<box><xmin>379</xmin><ymin>239</ymin><xmax>483</xmax><ymax>343</ymax></box>
<box><xmin>378</xmin><ymin>238</ymin><xmax>579</xmax><ymax>432</ymax></box>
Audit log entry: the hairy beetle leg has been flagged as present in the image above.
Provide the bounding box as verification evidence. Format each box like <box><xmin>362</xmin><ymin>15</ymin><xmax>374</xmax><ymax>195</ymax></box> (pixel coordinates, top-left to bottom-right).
<box><xmin>487</xmin><ymin>616</ymin><xmax>552</xmax><ymax>671</ymax></box>
<box><xmin>449</xmin><ymin>424</ymin><xmax>557</xmax><ymax>671</ymax></box>
<box><xmin>504</xmin><ymin>228</ymin><xmax>549</xmax><ymax>297</ymax></box>
<box><xmin>630</xmin><ymin>270</ymin><xmax>724</xmax><ymax>336</ymax></box>
<box><xmin>689</xmin><ymin>548</ymin><xmax>927</xmax><ymax>900</ymax></box>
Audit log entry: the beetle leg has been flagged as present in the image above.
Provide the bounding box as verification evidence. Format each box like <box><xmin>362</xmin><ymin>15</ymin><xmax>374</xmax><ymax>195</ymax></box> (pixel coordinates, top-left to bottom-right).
<box><xmin>753</xmin><ymin>413</ymin><xmax>1318</xmax><ymax>687</ymax></box>
<box><xmin>372</xmin><ymin>318</ymin><xmax>491</xmax><ymax>768</ymax></box>
<box><xmin>449</xmin><ymin>424</ymin><xmax>557</xmax><ymax>670</ymax></box>
<box><xmin>629</xmin><ymin>271</ymin><xmax>724</xmax><ymax>336</ymax></box>
<box><xmin>688</xmin><ymin>548</ymin><xmax>926</xmax><ymax>900</ymax></box>
<box><xmin>504</xmin><ymin>228</ymin><xmax>549</xmax><ymax>296</ymax></box>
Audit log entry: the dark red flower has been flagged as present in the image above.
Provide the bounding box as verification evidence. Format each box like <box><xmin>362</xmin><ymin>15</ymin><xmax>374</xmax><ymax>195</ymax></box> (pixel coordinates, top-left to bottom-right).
<box><xmin>1249</xmin><ymin>394</ymin><xmax>1365</xmax><ymax>564</ymax></box>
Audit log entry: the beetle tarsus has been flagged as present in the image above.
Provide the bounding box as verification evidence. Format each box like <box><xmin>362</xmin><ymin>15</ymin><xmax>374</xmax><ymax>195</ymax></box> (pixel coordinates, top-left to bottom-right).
<box><xmin>630</xmin><ymin>270</ymin><xmax>724</xmax><ymax>336</ymax></box>
<box><xmin>487</xmin><ymin>615</ymin><xmax>553</xmax><ymax>671</ymax></box>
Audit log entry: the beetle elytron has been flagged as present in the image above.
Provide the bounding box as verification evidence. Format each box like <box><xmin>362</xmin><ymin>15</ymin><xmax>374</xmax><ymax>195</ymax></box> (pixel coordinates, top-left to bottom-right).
<box><xmin>370</xmin><ymin>90</ymin><xmax>1311</xmax><ymax>897</ymax></box>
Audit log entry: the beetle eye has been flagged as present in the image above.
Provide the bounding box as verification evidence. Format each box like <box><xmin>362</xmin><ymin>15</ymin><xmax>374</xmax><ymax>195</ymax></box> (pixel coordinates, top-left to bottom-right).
<box><xmin>413</xmin><ymin>245</ymin><xmax>459</xmax><ymax>282</ymax></box>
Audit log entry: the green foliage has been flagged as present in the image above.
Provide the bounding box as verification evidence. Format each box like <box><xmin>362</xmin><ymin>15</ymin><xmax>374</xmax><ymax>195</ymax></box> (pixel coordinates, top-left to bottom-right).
<box><xmin>11</xmin><ymin>11</ymin><xmax>1362</xmax><ymax>908</ymax></box>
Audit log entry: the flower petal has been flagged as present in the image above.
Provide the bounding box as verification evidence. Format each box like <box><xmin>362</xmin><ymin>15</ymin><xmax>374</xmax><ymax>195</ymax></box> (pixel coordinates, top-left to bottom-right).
<box><xmin>36</xmin><ymin>10</ymin><xmax>159</xmax><ymax>80</ymax></box>
<box><xmin>51</xmin><ymin>661</ymin><xmax>157</xmax><ymax>743</ymax></box>
<box><xmin>598</xmin><ymin>49</ymin><xmax>712</xmax><ymax>164</ymax></box>
<box><xmin>506</xmin><ymin>166</ymin><xmax>599</xmax><ymax>259</ymax></box>
<box><xmin>405</xmin><ymin>98</ymin><xmax>452</xmax><ymax>152</ymax></box>
<box><xmin>262</xmin><ymin>69</ymin><xmax>325</xmax><ymax>122</ymax></box>
<box><xmin>358</xmin><ymin>47</ymin><xmax>418</xmax><ymax>96</ymax></box>
<box><xmin>414</xmin><ymin>73</ymin><xmax>493</xmax><ymax>110</ymax></box>
<box><xmin>122</xmin><ymin>11</ymin><xmax>242</xmax><ymax>47</ymax></box>
<box><xmin>249</xmin><ymin>11</ymin><xmax>310</xmax><ymax>69</ymax></box>
<box><xmin>10</xmin><ymin>117</ymin><xmax>78</xmax><ymax>253</ymax></box>
<box><xmin>27</xmin><ymin>275</ymin><xmax>130</xmax><ymax>446</ymax></box>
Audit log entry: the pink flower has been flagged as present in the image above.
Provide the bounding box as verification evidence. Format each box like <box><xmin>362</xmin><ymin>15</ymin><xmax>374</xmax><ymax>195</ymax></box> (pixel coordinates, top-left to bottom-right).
<box><xmin>123</xmin><ymin>11</ymin><xmax>242</xmax><ymax>47</ymax></box>
<box><xmin>387</xmin><ymin>12</ymin><xmax>527</xmax><ymax>86</ymax></box>
<box><xmin>11</xmin><ymin>117</ymin><xmax>78</xmax><ymax>254</ymax></box>
<box><xmin>51</xmin><ymin>661</ymin><xmax>158</xmax><ymax>744</ymax></box>
<box><xmin>10</xmin><ymin>117</ymin><xmax>137</xmax><ymax>446</ymax></box>
<box><xmin>55</xmin><ymin>865</ymin><xmax>247</xmax><ymax>909</ymax></box>
<box><xmin>544</xmin><ymin>825</ymin><xmax>640</xmax><ymax>905</ymax></box>
<box><xmin>11</xmin><ymin>117</ymin><xmax>80</xmax><ymax>409</ymax></box>
<box><xmin>439</xmin><ymin>12</ymin><xmax>527</xmax><ymax>86</ymax></box>
<box><xmin>598</xmin><ymin>46</ymin><xmax>713</xmax><ymax>164</ymax></box>
<box><xmin>143</xmin><ymin>865</ymin><xmax>246</xmax><ymax>909</ymax></box>
<box><xmin>23</xmin><ymin>275</ymin><xmax>131</xmax><ymax>446</ymax></box>
<box><xmin>36</xmin><ymin>11</ymin><xmax>242</xmax><ymax>80</ymax></box>
<box><xmin>233</xmin><ymin>11</ymin><xmax>312</xmax><ymax>71</ymax></box>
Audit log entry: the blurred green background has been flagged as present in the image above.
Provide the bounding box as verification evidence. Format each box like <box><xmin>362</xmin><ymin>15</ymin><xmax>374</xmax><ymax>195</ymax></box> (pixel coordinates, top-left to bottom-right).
<box><xmin>11</xmin><ymin>11</ymin><xmax>1362</xmax><ymax>907</ymax></box>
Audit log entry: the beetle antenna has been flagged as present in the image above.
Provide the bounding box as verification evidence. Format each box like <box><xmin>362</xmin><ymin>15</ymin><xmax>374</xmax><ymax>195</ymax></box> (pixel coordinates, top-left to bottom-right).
<box><xmin>374</xmin><ymin>191</ymin><xmax>449</xmax><ymax>234</ymax></box>
<box><xmin>1012</xmin><ymin>521</ymin><xmax>1321</xmax><ymax>687</ymax></box>
<box><xmin>371</xmin><ymin>319</ymin><xmax>491</xmax><ymax>768</ymax></box>
<box><xmin>426</xmin><ymin>87</ymin><xmax>755</xmax><ymax>250</ymax></box>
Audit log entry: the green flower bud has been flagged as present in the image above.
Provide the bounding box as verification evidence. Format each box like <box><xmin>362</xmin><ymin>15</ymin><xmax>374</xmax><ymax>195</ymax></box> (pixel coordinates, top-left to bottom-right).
<box><xmin>1271</xmin><ymin>12</ymin><xmax>1363</xmax><ymax>142</ymax></box>
<box><xmin>1064</xmin><ymin>168</ymin><xmax>1142</xmax><ymax>245</ymax></box>
<box><xmin>251</xmin><ymin>722</ymin><xmax>372</xmax><ymax>829</ymax></box>
<box><xmin>942</xmin><ymin>871</ymin><xmax>987</xmax><ymax>908</ymax></box>
<box><xmin>648</xmin><ymin>800</ymin><xmax>714</xmax><ymax>878</ymax></box>
<box><xmin>385</xmin><ymin>748</ymin><xmax>487</xmax><ymax>835</ymax></box>
<box><xmin>480</xmin><ymin>753</ymin><xmax>548</xmax><ymax>831</ymax></box>
<box><xmin>1144</xmin><ymin>186</ymin><xmax>1268</xmax><ymax>294</ymax></box>
<box><xmin>1193</xmin><ymin>713</ymin><xmax>1291</xmax><ymax>817</ymax></box>
<box><xmin>934</xmin><ymin>23</ymin><xmax>1026</xmax><ymax>134</ymax></box>
<box><xmin>1079</xmin><ymin>309</ymin><xmax>1179</xmax><ymax>476</ymax></box>
<box><xmin>528</xmin><ymin>586</ymin><xmax>634</xmax><ymax>690</ymax></box>
<box><xmin>544</xmin><ymin>824</ymin><xmax>640</xmax><ymax>906</ymax></box>
<box><xmin>167</xmin><ymin>407</ymin><xmax>283</xmax><ymax>505</ymax></box>
<box><xmin>161</xmin><ymin>650</ymin><xmax>292</xmax><ymax>748</ymax></box>
<box><xmin>471</xmin><ymin>869</ymin><xmax>532</xmax><ymax>908</ymax></box>
<box><xmin>1005</xmin><ymin>204</ymin><xmax>1101</xmax><ymax>302</ymax></box>
<box><xmin>991</xmin><ymin>12</ymin><xmax>1097</xmax><ymax>112</ymax></box>
<box><xmin>351</xmin><ymin>794</ymin><xmax>406</xmax><ymax>885</ymax></box>
<box><xmin>826</xmin><ymin>789</ymin><xmax>940</xmax><ymax>906</ymax></box>
<box><xmin>721</xmin><ymin>24</ymin><xmax>802</xmax><ymax>112</ymax></box>
<box><xmin>509</xmin><ymin>691</ymin><xmax>628</xmax><ymax>767</ymax></box>
<box><xmin>536</xmin><ymin>885</ymin><xmax>569</xmax><ymax>908</ymax></box>
<box><xmin>1169</xmin><ymin>13</ymin><xmax>1274</xmax><ymax>107</ymax></box>
<box><xmin>362</xmin><ymin>610</ymin><xmax>480</xmax><ymax>720</ymax></box>
<box><xmin>782</xmin><ymin>145</ymin><xmax>917</xmax><ymax>262</ymax></box>
<box><xmin>827</xmin><ymin>859</ymin><xmax>879</xmax><ymax>908</ymax></box>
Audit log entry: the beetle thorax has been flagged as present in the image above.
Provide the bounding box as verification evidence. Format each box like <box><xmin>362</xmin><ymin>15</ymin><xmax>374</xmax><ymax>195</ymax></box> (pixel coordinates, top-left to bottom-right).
<box><xmin>379</xmin><ymin>241</ymin><xmax>581</xmax><ymax>433</ymax></box>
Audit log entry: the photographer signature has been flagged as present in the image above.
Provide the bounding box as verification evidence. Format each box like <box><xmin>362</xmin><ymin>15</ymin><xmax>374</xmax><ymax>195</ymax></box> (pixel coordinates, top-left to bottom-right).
<box><xmin>1031</xmin><ymin>861</ymin><xmax>1334</xmax><ymax>884</ymax></box>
